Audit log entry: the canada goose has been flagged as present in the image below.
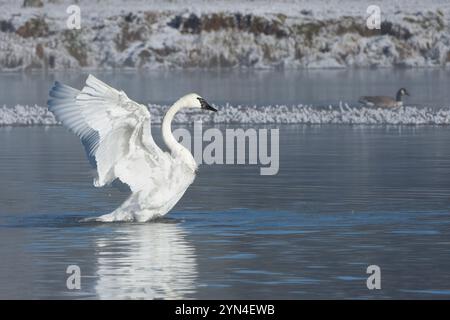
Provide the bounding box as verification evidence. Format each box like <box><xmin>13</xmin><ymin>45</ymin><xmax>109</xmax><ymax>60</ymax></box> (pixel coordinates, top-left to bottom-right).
<box><xmin>359</xmin><ymin>88</ymin><xmax>410</xmax><ymax>108</ymax></box>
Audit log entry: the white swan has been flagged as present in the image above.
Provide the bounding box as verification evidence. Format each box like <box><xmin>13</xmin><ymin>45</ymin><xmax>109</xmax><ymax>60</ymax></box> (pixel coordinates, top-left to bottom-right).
<box><xmin>48</xmin><ymin>74</ymin><xmax>217</xmax><ymax>222</ymax></box>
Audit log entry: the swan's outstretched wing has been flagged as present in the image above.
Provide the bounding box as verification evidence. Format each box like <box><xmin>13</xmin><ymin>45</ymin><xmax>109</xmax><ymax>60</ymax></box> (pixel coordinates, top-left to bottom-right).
<box><xmin>48</xmin><ymin>74</ymin><xmax>169</xmax><ymax>192</ymax></box>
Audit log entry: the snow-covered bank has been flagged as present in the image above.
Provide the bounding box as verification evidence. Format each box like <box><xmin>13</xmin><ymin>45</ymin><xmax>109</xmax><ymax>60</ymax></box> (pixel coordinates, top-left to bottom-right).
<box><xmin>2</xmin><ymin>104</ymin><xmax>450</xmax><ymax>125</ymax></box>
<box><xmin>1</xmin><ymin>0</ymin><xmax>450</xmax><ymax>70</ymax></box>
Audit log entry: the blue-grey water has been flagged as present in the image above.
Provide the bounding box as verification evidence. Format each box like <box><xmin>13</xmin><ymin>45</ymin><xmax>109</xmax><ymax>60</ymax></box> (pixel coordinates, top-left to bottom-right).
<box><xmin>2</xmin><ymin>68</ymin><xmax>450</xmax><ymax>108</ymax></box>
<box><xmin>1</xmin><ymin>70</ymin><xmax>450</xmax><ymax>299</ymax></box>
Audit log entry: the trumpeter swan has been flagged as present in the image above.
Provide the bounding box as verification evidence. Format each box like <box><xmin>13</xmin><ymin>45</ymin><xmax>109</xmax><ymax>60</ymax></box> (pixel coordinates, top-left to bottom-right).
<box><xmin>48</xmin><ymin>75</ymin><xmax>217</xmax><ymax>222</ymax></box>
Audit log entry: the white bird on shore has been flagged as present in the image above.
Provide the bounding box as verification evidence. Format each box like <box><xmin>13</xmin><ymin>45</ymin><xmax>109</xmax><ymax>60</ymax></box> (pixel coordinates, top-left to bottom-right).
<box><xmin>48</xmin><ymin>75</ymin><xmax>217</xmax><ymax>222</ymax></box>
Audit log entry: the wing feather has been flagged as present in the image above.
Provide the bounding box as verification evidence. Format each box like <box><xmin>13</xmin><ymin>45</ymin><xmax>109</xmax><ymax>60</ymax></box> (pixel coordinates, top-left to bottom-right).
<box><xmin>48</xmin><ymin>74</ymin><xmax>168</xmax><ymax>192</ymax></box>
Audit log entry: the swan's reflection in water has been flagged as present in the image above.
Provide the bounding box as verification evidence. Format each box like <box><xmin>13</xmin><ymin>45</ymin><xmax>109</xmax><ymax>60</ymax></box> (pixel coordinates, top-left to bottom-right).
<box><xmin>94</xmin><ymin>221</ymin><xmax>197</xmax><ymax>299</ymax></box>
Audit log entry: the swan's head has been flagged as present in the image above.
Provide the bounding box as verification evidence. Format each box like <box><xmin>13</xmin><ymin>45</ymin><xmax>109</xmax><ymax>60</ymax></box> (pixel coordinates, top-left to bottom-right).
<box><xmin>182</xmin><ymin>93</ymin><xmax>217</xmax><ymax>112</ymax></box>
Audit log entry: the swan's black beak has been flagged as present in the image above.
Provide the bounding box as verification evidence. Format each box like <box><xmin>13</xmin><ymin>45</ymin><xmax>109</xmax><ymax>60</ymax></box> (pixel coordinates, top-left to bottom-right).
<box><xmin>198</xmin><ymin>97</ymin><xmax>217</xmax><ymax>112</ymax></box>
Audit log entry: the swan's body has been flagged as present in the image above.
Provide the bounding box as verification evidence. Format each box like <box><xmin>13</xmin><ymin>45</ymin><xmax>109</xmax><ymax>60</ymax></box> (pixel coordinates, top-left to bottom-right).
<box><xmin>48</xmin><ymin>75</ymin><xmax>216</xmax><ymax>222</ymax></box>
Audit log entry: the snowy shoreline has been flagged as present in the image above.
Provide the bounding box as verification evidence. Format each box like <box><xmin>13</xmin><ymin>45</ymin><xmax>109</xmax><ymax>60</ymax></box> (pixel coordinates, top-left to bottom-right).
<box><xmin>1</xmin><ymin>0</ymin><xmax>450</xmax><ymax>70</ymax></box>
<box><xmin>3</xmin><ymin>103</ymin><xmax>450</xmax><ymax>126</ymax></box>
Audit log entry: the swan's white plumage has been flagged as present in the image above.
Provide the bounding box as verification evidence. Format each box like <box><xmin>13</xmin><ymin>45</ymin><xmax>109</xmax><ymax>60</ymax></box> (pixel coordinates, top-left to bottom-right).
<box><xmin>48</xmin><ymin>75</ymin><xmax>202</xmax><ymax>222</ymax></box>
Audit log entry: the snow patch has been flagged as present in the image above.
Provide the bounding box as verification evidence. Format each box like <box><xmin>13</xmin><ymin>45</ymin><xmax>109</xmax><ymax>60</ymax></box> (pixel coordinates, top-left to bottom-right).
<box><xmin>1</xmin><ymin>0</ymin><xmax>450</xmax><ymax>69</ymax></box>
<box><xmin>2</xmin><ymin>103</ymin><xmax>450</xmax><ymax>126</ymax></box>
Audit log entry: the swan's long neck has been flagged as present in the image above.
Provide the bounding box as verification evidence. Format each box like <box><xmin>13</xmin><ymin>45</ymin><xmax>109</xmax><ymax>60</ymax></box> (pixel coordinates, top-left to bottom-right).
<box><xmin>162</xmin><ymin>100</ymin><xmax>183</xmax><ymax>154</ymax></box>
<box><xmin>162</xmin><ymin>99</ymin><xmax>197</xmax><ymax>170</ymax></box>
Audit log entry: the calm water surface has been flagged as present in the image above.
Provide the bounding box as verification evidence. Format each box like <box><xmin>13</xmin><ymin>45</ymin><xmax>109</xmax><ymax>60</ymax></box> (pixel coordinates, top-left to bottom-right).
<box><xmin>1</xmin><ymin>125</ymin><xmax>450</xmax><ymax>299</ymax></box>
<box><xmin>1</xmin><ymin>70</ymin><xmax>450</xmax><ymax>299</ymax></box>
<box><xmin>1</xmin><ymin>68</ymin><xmax>450</xmax><ymax>107</ymax></box>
